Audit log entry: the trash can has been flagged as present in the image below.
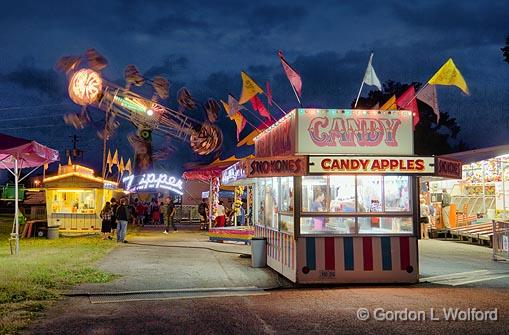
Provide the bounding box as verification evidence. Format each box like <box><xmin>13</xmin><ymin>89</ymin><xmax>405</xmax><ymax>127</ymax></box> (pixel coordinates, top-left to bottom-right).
<box><xmin>251</xmin><ymin>237</ymin><xmax>267</xmax><ymax>268</ymax></box>
<box><xmin>47</xmin><ymin>225</ymin><xmax>60</xmax><ymax>240</ymax></box>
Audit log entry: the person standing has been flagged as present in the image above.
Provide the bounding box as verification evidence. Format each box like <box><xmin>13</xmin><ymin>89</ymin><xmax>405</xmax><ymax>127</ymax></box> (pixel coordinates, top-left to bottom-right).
<box><xmin>236</xmin><ymin>202</ymin><xmax>246</xmax><ymax>226</ymax></box>
<box><xmin>150</xmin><ymin>198</ymin><xmax>160</xmax><ymax>225</ymax></box>
<box><xmin>419</xmin><ymin>198</ymin><xmax>430</xmax><ymax>239</ymax></box>
<box><xmin>441</xmin><ymin>188</ymin><xmax>451</xmax><ymax>228</ymax></box>
<box><xmin>135</xmin><ymin>199</ymin><xmax>146</xmax><ymax>226</ymax></box>
<box><xmin>116</xmin><ymin>198</ymin><xmax>131</xmax><ymax>243</ymax></box>
<box><xmin>215</xmin><ymin>201</ymin><xmax>226</xmax><ymax>227</ymax></box>
<box><xmin>198</xmin><ymin>198</ymin><xmax>209</xmax><ymax>230</ymax></box>
<box><xmin>163</xmin><ymin>197</ymin><xmax>178</xmax><ymax>234</ymax></box>
<box><xmin>110</xmin><ymin>198</ymin><xmax>118</xmax><ymax>240</ymax></box>
<box><xmin>100</xmin><ymin>201</ymin><xmax>113</xmax><ymax>240</ymax></box>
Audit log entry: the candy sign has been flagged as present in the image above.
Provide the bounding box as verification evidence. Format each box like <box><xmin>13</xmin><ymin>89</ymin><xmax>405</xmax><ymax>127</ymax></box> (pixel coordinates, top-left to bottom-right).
<box><xmin>309</xmin><ymin>156</ymin><xmax>435</xmax><ymax>174</ymax></box>
<box><xmin>297</xmin><ymin>109</ymin><xmax>413</xmax><ymax>155</ymax></box>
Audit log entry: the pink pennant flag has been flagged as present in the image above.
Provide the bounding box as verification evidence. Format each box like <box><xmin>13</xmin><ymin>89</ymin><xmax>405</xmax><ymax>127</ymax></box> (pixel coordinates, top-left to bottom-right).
<box><xmin>397</xmin><ymin>85</ymin><xmax>420</xmax><ymax>129</ymax></box>
<box><xmin>250</xmin><ymin>95</ymin><xmax>271</xmax><ymax>121</ymax></box>
<box><xmin>278</xmin><ymin>50</ymin><xmax>302</xmax><ymax>97</ymax></box>
<box><xmin>417</xmin><ymin>84</ymin><xmax>440</xmax><ymax>124</ymax></box>
<box><xmin>266</xmin><ymin>81</ymin><xmax>273</xmax><ymax>106</ymax></box>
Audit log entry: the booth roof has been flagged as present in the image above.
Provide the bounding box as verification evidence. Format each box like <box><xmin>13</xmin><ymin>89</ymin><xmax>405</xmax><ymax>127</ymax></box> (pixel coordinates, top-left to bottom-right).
<box><xmin>182</xmin><ymin>154</ymin><xmax>254</xmax><ymax>181</ymax></box>
<box><xmin>0</xmin><ymin>133</ymin><xmax>59</xmax><ymax>169</ymax></box>
<box><xmin>440</xmin><ymin>144</ymin><xmax>509</xmax><ymax>165</ymax></box>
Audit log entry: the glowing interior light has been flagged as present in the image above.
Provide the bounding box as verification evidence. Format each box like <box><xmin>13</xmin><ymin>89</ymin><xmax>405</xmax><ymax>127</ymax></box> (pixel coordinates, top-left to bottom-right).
<box><xmin>146</xmin><ymin>109</ymin><xmax>154</xmax><ymax>116</ymax></box>
<box><xmin>68</xmin><ymin>69</ymin><xmax>103</xmax><ymax>106</ymax></box>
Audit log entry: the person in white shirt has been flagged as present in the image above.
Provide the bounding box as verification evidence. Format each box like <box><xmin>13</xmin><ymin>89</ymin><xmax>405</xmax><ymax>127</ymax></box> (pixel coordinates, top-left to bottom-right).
<box><xmin>419</xmin><ymin>198</ymin><xmax>431</xmax><ymax>239</ymax></box>
<box><xmin>215</xmin><ymin>201</ymin><xmax>226</xmax><ymax>227</ymax></box>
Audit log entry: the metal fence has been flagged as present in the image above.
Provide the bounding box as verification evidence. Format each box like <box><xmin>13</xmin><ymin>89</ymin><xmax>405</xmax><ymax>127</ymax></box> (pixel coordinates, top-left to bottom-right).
<box><xmin>175</xmin><ymin>205</ymin><xmax>201</xmax><ymax>224</ymax></box>
<box><xmin>492</xmin><ymin>220</ymin><xmax>509</xmax><ymax>261</ymax></box>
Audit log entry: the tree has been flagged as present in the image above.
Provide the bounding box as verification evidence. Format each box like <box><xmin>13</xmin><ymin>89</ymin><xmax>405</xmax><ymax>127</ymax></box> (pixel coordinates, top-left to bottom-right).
<box><xmin>352</xmin><ymin>81</ymin><xmax>465</xmax><ymax>155</ymax></box>
<box><xmin>502</xmin><ymin>36</ymin><xmax>509</xmax><ymax>64</ymax></box>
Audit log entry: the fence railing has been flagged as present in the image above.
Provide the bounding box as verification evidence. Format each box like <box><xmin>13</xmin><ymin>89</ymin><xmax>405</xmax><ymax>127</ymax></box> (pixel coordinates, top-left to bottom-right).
<box><xmin>492</xmin><ymin>220</ymin><xmax>509</xmax><ymax>261</ymax></box>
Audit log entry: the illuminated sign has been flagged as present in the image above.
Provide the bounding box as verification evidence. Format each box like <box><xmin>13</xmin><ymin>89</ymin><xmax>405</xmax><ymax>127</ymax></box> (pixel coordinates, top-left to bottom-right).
<box><xmin>221</xmin><ymin>162</ymin><xmax>247</xmax><ymax>185</ymax></box>
<box><xmin>246</xmin><ymin>156</ymin><xmax>307</xmax><ymax>177</ymax></box>
<box><xmin>122</xmin><ymin>173</ymin><xmax>183</xmax><ymax>194</ymax></box>
<box><xmin>309</xmin><ymin>156</ymin><xmax>435</xmax><ymax>174</ymax></box>
<box><xmin>297</xmin><ymin>109</ymin><xmax>413</xmax><ymax>155</ymax></box>
<box><xmin>435</xmin><ymin>157</ymin><xmax>462</xmax><ymax>179</ymax></box>
<box><xmin>113</xmin><ymin>96</ymin><xmax>148</xmax><ymax>115</ymax></box>
<box><xmin>255</xmin><ymin>112</ymin><xmax>296</xmax><ymax>157</ymax></box>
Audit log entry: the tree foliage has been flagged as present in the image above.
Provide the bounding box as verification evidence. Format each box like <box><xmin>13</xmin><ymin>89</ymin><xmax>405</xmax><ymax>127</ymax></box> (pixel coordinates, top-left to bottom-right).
<box><xmin>502</xmin><ymin>36</ymin><xmax>509</xmax><ymax>64</ymax></box>
<box><xmin>352</xmin><ymin>81</ymin><xmax>466</xmax><ymax>155</ymax></box>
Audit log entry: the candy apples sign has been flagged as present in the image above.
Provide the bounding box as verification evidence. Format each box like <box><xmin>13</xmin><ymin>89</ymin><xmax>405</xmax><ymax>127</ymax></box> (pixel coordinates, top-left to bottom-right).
<box><xmin>309</xmin><ymin>156</ymin><xmax>435</xmax><ymax>174</ymax></box>
<box><xmin>297</xmin><ymin>109</ymin><xmax>413</xmax><ymax>155</ymax></box>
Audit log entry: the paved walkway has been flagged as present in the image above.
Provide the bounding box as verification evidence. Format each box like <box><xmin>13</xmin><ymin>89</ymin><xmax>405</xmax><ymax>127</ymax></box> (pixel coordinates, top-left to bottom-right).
<box><xmin>72</xmin><ymin>228</ymin><xmax>280</xmax><ymax>294</ymax></box>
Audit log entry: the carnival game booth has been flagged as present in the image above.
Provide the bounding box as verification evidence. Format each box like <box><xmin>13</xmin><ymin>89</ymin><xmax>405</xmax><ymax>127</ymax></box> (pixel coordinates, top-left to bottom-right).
<box><xmin>425</xmin><ymin>145</ymin><xmax>509</xmax><ymax>243</ymax></box>
<box><xmin>43</xmin><ymin>164</ymin><xmax>122</xmax><ymax>232</ymax></box>
<box><xmin>242</xmin><ymin>108</ymin><xmax>441</xmax><ymax>284</ymax></box>
<box><xmin>214</xmin><ymin>161</ymin><xmax>255</xmax><ymax>243</ymax></box>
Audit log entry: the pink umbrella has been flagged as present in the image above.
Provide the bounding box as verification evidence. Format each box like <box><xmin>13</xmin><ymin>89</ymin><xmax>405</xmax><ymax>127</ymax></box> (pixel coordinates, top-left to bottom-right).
<box><xmin>0</xmin><ymin>133</ymin><xmax>59</xmax><ymax>255</ymax></box>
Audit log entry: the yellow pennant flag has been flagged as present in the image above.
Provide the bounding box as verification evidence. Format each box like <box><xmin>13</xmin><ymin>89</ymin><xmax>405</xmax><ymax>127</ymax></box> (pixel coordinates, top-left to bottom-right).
<box><xmin>428</xmin><ymin>58</ymin><xmax>469</xmax><ymax>95</ymax></box>
<box><xmin>238</xmin><ymin>71</ymin><xmax>263</xmax><ymax>104</ymax></box>
<box><xmin>111</xmin><ymin>150</ymin><xmax>119</xmax><ymax>165</ymax></box>
<box><xmin>67</xmin><ymin>156</ymin><xmax>72</xmax><ymax>166</ymax></box>
<box><xmin>119</xmin><ymin>157</ymin><xmax>125</xmax><ymax>173</ymax></box>
<box><xmin>106</xmin><ymin>150</ymin><xmax>113</xmax><ymax>173</ymax></box>
<box><xmin>380</xmin><ymin>95</ymin><xmax>397</xmax><ymax>110</ymax></box>
<box><xmin>125</xmin><ymin>158</ymin><xmax>132</xmax><ymax>175</ymax></box>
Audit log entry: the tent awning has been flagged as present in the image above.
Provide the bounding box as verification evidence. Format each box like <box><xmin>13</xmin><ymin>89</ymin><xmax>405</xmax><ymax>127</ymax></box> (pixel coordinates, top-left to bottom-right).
<box><xmin>0</xmin><ymin>133</ymin><xmax>60</xmax><ymax>169</ymax></box>
<box><xmin>440</xmin><ymin>144</ymin><xmax>509</xmax><ymax>165</ymax></box>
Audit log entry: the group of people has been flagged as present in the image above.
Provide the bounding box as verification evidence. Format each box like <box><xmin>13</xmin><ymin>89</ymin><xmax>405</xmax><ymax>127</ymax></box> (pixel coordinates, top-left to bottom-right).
<box><xmin>419</xmin><ymin>188</ymin><xmax>451</xmax><ymax>239</ymax></box>
<box><xmin>99</xmin><ymin>197</ymin><xmax>132</xmax><ymax>243</ymax></box>
<box><xmin>99</xmin><ymin>196</ymin><xmax>178</xmax><ymax>242</ymax></box>
<box><xmin>197</xmin><ymin>198</ymin><xmax>247</xmax><ymax>230</ymax></box>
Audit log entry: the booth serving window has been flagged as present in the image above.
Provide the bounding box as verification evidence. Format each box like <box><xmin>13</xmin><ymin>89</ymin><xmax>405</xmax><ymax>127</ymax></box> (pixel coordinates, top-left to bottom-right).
<box><xmin>301</xmin><ymin>175</ymin><xmax>413</xmax><ymax>235</ymax></box>
<box><xmin>254</xmin><ymin>177</ymin><xmax>294</xmax><ymax>233</ymax></box>
<box><xmin>50</xmin><ymin>190</ymin><xmax>96</xmax><ymax>214</ymax></box>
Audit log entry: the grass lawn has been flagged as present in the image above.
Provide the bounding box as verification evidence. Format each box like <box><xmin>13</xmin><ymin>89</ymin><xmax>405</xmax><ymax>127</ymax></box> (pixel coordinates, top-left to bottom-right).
<box><xmin>0</xmin><ymin>214</ymin><xmax>118</xmax><ymax>334</ymax></box>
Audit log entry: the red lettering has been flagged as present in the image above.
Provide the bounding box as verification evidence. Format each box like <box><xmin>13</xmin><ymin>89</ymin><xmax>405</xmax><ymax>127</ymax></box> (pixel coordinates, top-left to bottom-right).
<box><xmin>321</xmin><ymin>158</ymin><xmax>331</xmax><ymax>170</ymax></box>
<box><xmin>415</xmin><ymin>159</ymin><xmax>424</xmax><ymax>171</ymax></box>
<box><xmin>381</xmin><ymin>159</ymin><xmax>390</xmax><ymax>170</ymax></box>
<box><xmin>390</xmin><ymin>160</ymin><xmax>399</xmax><ymax>170</ymax></box>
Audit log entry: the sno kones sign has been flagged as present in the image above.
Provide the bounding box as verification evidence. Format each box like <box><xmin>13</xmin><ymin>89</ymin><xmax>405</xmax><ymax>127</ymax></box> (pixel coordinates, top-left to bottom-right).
<box><xmin>255</xmin><ymin>109</ymin><xmax>414</xmax><ymax>156</ymax></box>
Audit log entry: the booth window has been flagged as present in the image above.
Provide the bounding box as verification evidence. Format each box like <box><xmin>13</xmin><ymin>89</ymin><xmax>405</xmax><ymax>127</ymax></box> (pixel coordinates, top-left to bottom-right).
<box><xmin>254</xmin><ymin>177</ymin><xmax>294</xmax><ymax>233</ymax></box>
<box><xmin>50</xmin><ymin>190</ymin><xmax>96</xmax><ymax>214</ymax></box>
<box><xmin>300</xmin><ymin>175</ymin><xmax>413</xmax><ymax>235</ymax></box>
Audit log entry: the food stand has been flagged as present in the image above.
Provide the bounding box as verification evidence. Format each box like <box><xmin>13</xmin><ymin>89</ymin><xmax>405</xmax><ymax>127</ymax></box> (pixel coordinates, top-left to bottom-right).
<box><xmin>43</xmin><ymin>164</ymin><xmax>121</xmax><ymax>232</ymax></box>
<box><xmin>233</xmin><ymin>108</ymin><xmax>440</xmax><ymax>284</ymax></box>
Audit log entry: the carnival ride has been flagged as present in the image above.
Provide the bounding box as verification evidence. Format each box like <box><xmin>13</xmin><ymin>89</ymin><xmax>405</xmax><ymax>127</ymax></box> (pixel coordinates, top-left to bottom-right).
<box><xmin>56</xmin><ymin>49</ymin><xmax>223</xmax><ymax>164</ymax></box>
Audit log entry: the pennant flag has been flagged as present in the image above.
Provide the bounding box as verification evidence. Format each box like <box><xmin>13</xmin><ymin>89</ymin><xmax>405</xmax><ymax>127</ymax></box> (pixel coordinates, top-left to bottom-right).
<box><xmin>380</xmin><ymin>95</ymin><xmax>397</xmax><ymax>110</ymax></box>
<box><xmin>125</xmin><ymin>158</ymin><xmax>132</xmax><ymax>175</ymax></box>
<box><xmin>119</xmin><ymin>157</ymin><xmax>125</xmax><ymax>173</ymax></box>
<box><xmin>111</xmin><ymin>150</ymin><xmax>119</xmax><ymax>165</ymax></box>
<box><xmin>428</xmin><ymin>58</ymin><xmax>469</xmax><ymax>95</ymax></box>
<box><xmin>372</xmin><ymin>102</ymin><xmax>380</xmax><ymax>109</ymax></box>
<box><xmin>397</xmin><ymin>86</ymin><xmax>420</xmax><ymax>129</ymax></box>
<box><xmin>67</xmin><ymin>156</ymin><xmax>72</xmax><ymax>166</ymax></box>
<box><xmin>238</xmin><ymin>71</ymin><xmax>263</xmax><ymax>104</ymax></box>
<box><xmin>250</xmin><ymin>95</ymin><xmax>271</xmax><ymax>121</ymax></box>
<box><xmin>362</xmin><ymin>53</ymin><xmax>382</xmax><ymax>90</ymax></box>
<box><xmin>278</xmin><ymin>50</ymin><xmax>302</xmax><ymax>97</ymax></box>
<box><xmin>222</xmin><ymin>95</ymin><xmax>248</xmax><ymax>140</ymax></box>
<box><xmin>266</xmin><ymin>81</ymin><xmax>273</xmax><ymax>106</ymax></box>
<box><xmin>417</xmin><ymin>85</ymin><xmax>440</xmax><ymax>123</ymax></box>
<box><xmin>106</xmin><ymin>149</ymin><xmax>113</xmax><ymax>173</ymax></box>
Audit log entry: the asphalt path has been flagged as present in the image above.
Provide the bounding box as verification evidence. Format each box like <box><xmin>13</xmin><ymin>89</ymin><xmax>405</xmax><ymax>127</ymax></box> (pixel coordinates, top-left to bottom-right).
<box><xmin>24</xmin><ymin>231</ymin><xmax>509</xmax><ymax>334</ymax></box>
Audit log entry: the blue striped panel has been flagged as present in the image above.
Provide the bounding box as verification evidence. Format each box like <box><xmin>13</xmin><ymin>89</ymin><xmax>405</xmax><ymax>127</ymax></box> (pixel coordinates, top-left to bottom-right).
<box><xmin>306</xmin><ymin>237</ymin><xmax>316</xmax><ymax>270</ymax></box>
<box><xmin>381</xmin><ymin>237</ymin><xmax>392</xmax><ymax>271</ymax></box>
<box><xmin>343</xmin><ymin>237</ymin><xmax>354</xmax><ymax>271</ymax></box>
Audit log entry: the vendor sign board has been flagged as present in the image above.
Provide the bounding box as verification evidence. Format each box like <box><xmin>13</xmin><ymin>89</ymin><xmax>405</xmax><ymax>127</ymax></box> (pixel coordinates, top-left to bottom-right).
<box><xmin>221</xmin><ymin>161</ymin><xmax>247</xmax><ymax>185</ymax></box>
<box><xmin>246</xmin><ymin>156</ymin><xmax>307</xmax><ymax>177</ymax></box>
<box><xmin>297</xmin><ymin>109</ymin><xmax>413</xmax><ymax>155</ymax></box>
<box><xmin>255</xmin><ymin>111</ymin><xmax>296</xmax><ymax>157</ymax></box>
<box><xmin>435</xmin><ymin>157</ymin><xmax>462</xmax><ymax>179</ymax></box>
<box><xmin>309</xmin><ymin>156</ymin><xmax>435</xmax><ymax>174</ymax></box>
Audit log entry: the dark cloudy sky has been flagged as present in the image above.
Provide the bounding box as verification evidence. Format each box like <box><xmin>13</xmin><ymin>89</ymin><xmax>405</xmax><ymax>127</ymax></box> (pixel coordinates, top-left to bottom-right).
<box><xmin>1</xmin><ymin>0</ymin><xmax>508</xmax><ymax>175</ymax></box>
